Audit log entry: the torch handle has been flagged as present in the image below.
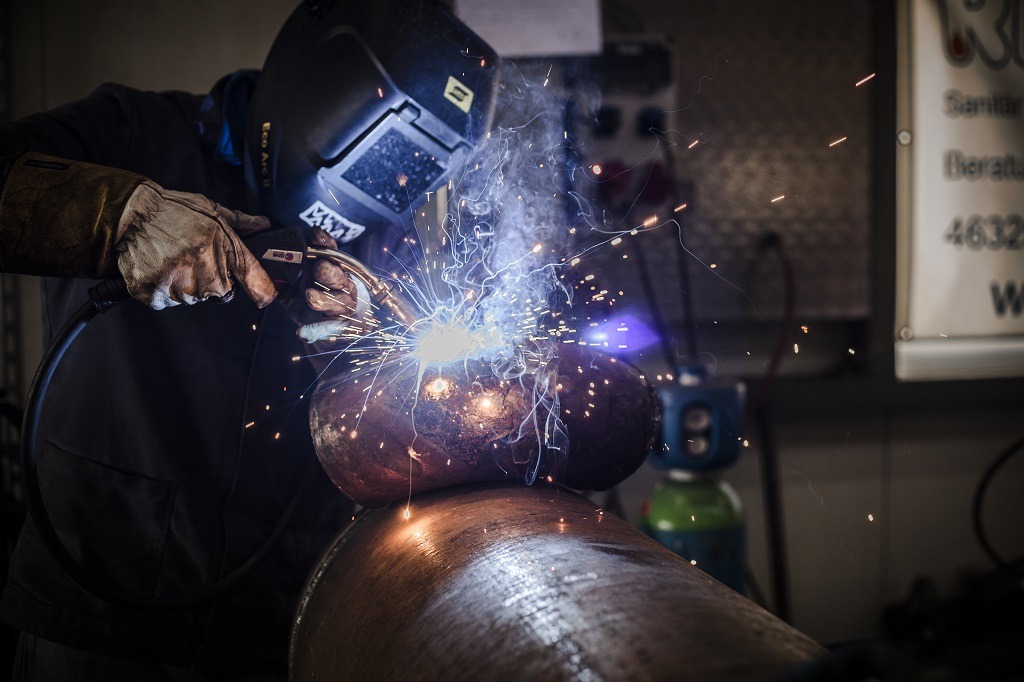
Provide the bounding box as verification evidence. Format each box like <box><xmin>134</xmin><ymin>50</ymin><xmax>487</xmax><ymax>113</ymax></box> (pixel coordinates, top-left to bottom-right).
<box><xmin>306</xmin><ymin>246</ymin><xmax>419</xmax><ymax>327</ymax></box>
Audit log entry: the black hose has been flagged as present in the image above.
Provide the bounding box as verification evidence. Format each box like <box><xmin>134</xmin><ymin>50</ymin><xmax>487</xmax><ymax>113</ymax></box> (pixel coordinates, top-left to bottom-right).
<box><xmin>747</xmin><ymin>231</ymin><xmax>796</xmax><ymax>418</ymax></box>
<box><xmin>744</xmin><ymin>232</ymin><xmax>795</xmax><ymax>622</ymax></box>
<box><xmin>630</xmin><ymin>238</ymin><xmax>678</xmax><ymax>369</ymax></box>
<box><xmin>971</xmin><ymin>435</ymin><xmax>1024</xmax><ymax>577</ymax></box>
<box><xmin>755</xmin><ymin>403</ymin><xmax>791</xmax><ymax>623</ymax></box>
<box><xmin>660</xmin><ymin>143</ymin><xmax>698</xmax><ymax>363</ymax></box>
<box><xmin>21</xmin><ymin>280</ymin><xmax>314</xmax><ymax>610</ymax></box>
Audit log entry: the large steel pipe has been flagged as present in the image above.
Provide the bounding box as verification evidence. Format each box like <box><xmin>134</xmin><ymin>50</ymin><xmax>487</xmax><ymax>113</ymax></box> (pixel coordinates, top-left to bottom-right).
<box><xmin>290</xmin><ymin>483</ymin><xmax>822</xmax><ymax>681</ymax></box>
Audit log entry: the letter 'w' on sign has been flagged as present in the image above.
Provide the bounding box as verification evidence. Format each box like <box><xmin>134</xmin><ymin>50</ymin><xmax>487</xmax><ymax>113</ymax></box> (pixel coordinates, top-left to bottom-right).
<box><xmin>444</xmin><ymin>76</ymin><xmax>474</xmax><ymax>113</ymax></box>
<box><xmin>991</xmin><ymin>281</ymin><xmax>1024</xmax><ymax>317</ymax></box>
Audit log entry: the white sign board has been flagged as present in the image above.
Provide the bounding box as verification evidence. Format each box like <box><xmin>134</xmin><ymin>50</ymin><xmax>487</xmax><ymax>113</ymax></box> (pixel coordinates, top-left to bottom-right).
<box><xmin>896</xmin><ymin>0</ymin><xmax>1024</xmax><ymax>380</ymax></box>
<box><xmin>454</xmin><ymin>0</ymin><xmax>602</xmax><ymax>58</ymax></box>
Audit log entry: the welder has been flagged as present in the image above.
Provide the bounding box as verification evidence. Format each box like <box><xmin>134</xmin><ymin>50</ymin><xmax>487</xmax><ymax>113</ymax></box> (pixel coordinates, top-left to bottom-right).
<box><xmin>0</xmin><ymin>1</ymin><xmax>496</xmax><ymax>678</ymax></box>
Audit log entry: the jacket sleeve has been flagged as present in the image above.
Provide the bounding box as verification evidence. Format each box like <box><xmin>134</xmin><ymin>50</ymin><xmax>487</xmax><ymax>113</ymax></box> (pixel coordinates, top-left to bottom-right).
<box><xmin>0</xmin><ymin>85</ymin><xmax>148</xmax><ymax>277</ymax></box>
<box><xmin>0</xmin><ymin>152</ymin><xmax>144</xmax><ymax>278</ymax></box>
<box><xmin>0</xmin><ymin>83</ymin><xmax>136</xmax><ymax>165</ymax></box>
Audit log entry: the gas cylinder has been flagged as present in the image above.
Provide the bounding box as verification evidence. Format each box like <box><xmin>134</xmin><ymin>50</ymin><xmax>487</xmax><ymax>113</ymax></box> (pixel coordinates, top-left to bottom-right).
<box><xmin>643</xmin><ymin>366</ymin><xmax>747</xmax><ymax>592</ymax></box>
<box><xmin>642</xmin><ymin>468</ymin><xmax>746</xmax><ymax>592</ymax></box>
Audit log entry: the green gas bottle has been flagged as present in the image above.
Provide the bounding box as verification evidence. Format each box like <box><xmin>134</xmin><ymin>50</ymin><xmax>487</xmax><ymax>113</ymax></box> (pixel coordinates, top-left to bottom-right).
<box><xmin>641</xmin><ymin>469</ymin><xmax>745</xmax><ymax>593</ymax></box>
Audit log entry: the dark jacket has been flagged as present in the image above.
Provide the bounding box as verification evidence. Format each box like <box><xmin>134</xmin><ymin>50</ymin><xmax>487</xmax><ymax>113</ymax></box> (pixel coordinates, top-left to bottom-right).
<box><xmin>0</xmin><ymin>75</ymin><xmax>353</xmax><ymax>674</ymax></box>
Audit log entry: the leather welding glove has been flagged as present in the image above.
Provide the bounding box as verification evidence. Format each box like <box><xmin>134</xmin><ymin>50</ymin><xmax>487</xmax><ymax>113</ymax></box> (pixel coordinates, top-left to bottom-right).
<box><xmin>117</xmin><ymin>182</ymin><xmax>276</xmax><ymax>309</ymax></box>
<box><xmin>0</xmin><ymin>152</ymin><xmax>276</xmax><ymax>309</ymax></box>
<box><xmin>293</xmin><ymin>226</ymin><xmax>370</xmax><ymax>344</ymax></box>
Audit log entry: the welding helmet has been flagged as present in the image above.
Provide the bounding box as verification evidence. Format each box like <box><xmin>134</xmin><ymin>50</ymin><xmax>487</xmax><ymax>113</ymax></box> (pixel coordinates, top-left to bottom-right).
<box><xmin>245</xmin><ymin>0</ymin><xmax>498</xmax><ymax>246</ymax></box>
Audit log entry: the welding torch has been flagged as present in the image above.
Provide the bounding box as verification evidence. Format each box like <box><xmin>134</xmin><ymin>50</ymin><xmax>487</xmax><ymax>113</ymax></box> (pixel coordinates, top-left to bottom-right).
<box><xmin>248</xmin><ymin>226</ymin><xmax>419</xmax><ymax>328</ymax></box>
<box><xmin>304</xmin><ymin>245</ymin><xmax>418</xmax><ymax>328</ymax></box>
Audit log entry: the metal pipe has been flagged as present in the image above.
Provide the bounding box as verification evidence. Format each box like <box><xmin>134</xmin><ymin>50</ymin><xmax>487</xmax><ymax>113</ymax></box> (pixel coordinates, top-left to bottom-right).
<box><xmin>290</xmin><ymin>483</ymin><xmax>823</xmax><ymax>681</ymax></box>
<box><xmin>310</xmin><ymin>345</ymin><xmax>660</xmax><ymax>508</ymax></box>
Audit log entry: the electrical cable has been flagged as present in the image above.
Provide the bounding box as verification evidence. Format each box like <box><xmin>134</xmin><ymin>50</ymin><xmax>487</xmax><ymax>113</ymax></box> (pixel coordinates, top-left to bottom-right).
<box><xmin>21</xmin><ymin>280</ymin><xmax>314</xmax><ymax>610</ymax></box>
<box><xmin>629</xmin><ymin>237</ymin><xmax>677</xmax><ymax>370</ymax></box>
<box><xmin>746</xmin><ymin>232</ymin><xmax>796</xmax><ymax>622</ymax></box>
<box><xmin>624</xmin><ymin>144</ymin><xmax>702</xmax><ymax>371</ymax></box>
<box><xmin>971</xmin><ymin>434</ymin><xmax>1024</xmax><ymax>577</ymax></box>
<box><xmin>754</xmin><ymin>404</ymin><xmax>790</xmax><ymax>623</ymax></box>
<box><xmin>746</xmin><ymin>232</ymin><xmax>796</xmax><ymax>418</ymax></box>
<box><xmin>660</xmin><ymin>143</ymin><xmax>698</xmax><ymax>363</ymax></box>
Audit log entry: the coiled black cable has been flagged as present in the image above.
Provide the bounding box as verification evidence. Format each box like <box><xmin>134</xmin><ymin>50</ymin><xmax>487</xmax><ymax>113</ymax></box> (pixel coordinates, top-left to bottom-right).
<box><xmin>21</xmin><ymin>280</ymin><xmax>314</xmax><ymax>610</ymax></box>
<box><xmin>971</xmin><ymin>435</ymin><xmax>1024</xmax><ymax>578</ymax></box>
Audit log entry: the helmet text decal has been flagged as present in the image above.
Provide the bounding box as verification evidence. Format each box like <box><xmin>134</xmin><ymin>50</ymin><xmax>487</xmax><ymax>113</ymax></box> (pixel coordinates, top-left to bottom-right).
<box><xmin>299</xmin><ymin>200</ymin><xmax>367</xmax><ymax>243</ymax></box>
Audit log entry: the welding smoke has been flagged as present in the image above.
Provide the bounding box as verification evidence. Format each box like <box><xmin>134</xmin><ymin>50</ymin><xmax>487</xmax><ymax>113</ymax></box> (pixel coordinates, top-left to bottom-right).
<box><xmin>306</xmin><ymin>63</ymin><xmax>654</xmax><ymax>505</ymax></box>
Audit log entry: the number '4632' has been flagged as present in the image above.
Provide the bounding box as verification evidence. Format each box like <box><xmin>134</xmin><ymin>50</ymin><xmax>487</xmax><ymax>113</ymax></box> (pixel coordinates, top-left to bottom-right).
<box><xmin>944</xmin><ymin>214</ymin><xmax>1024</xmax><ymax>251</ymax></box>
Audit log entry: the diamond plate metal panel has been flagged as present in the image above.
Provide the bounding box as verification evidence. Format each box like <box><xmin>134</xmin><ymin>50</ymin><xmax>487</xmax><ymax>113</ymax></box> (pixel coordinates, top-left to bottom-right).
<box><xmin>585</xmin><ymin>0</ymin><xmax>873</xmax><ymax>325</ymax></box>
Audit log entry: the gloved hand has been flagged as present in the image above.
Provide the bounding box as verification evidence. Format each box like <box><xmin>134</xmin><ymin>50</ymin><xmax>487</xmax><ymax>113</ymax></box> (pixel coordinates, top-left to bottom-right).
<box><xmin>293</xmin><ymin>227</ymin><xmax>370</xmax><ymax>344</ymax></box>
<box><xmin>0</xmin><ymin>152</ymin><xmax>276</xmax><ymax>310</ymax></box>
<box><xmin>116</xmin><ymin>182</ymin><xmax>277</xmax><ymax>309</ymax></box>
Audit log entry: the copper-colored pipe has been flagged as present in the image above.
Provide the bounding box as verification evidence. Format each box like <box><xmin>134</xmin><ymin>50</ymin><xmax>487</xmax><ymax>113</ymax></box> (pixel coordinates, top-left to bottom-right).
<box><xmin>291</xmin><ymin>483</ymin><xmax>822</xmax><ymax>681</ymax></box>
<box><xmin>310</xmin><ymin>345</ymin><xmax>660</xmax><ymax>507</ymax></box>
